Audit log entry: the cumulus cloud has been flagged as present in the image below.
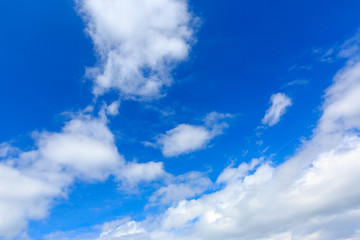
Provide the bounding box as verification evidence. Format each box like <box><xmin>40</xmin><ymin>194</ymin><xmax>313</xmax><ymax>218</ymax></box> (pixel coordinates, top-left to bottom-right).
<box><xmin>155</xmin><ymin>112</ymin><xmax>232</xmax><ymax>157</ymax></box>
<box><xmin>262</xmin><ymin>93</ymin><xmax>292</xmax><ymax>126</ymax></box>
<box><xmin>92</xmin><ymin>49</ymin><xmax>360</xmax><ymax>240</ymax></box>
<box><xmin>119</xmin><ymin>161</ymin><xmax>167</xmax><ymax>191</ymax></box>
<box><xmin>35</xmin><ymin>117</ymin><xmax>122</xmax><ymax>181</ymax></box>
<box><xmin>0</xmin><ymin>114</ymin><xmax>166</xmax><ymax>239</ymax></box>
<box><xmin>157</xmin><ymin>124</ymin><xmax>211</xmax><ymax>157</ymax></box>
<box><xmin>78</xmin><ymin>0</ymin><xmax>196</xmax><ymax>99</ymax></box>
<box><xmin>1</xmin><ymin>1</ymin><xmax>196</xmax><ymax>236</ymax></box>
<box><xmin>0</xmin><ymin>116</ymin><xmax>119</xmax><ymax>238</ymax></box>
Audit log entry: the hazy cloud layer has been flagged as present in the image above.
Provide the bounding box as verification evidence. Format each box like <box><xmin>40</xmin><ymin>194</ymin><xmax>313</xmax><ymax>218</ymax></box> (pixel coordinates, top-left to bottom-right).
<box><xmin>78</xmin><ymin>0</ymin><xmax>196</xmax><ymax>99</ymax></box>
<box><xmin>148</xmin><ymin>172</ymin><xmax>212</xmax><ymax>206</ymax></box>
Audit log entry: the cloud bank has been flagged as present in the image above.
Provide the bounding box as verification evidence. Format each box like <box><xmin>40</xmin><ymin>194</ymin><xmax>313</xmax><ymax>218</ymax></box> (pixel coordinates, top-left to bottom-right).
<box><xmin>3</xmin><ymin>0</ymin><xmax>360</xmax><ymax>239</ymax></box>
<box><xmin>93</xmin><ymin>56</ymin><xmax>360</xmax><ymax>240</ymax></box>
<box><xmin>262</xmin><ymin>93</ymin><xmax>292</xmax><ymax>126</ymax></box>
<box><xmin>1</xmin><ymin>0</ymin><xmax>196</xmax><ymax>237</ymax></box>
<box><xmin>78</xmin><ymin>0</ymin><xmax>196</xmax><ymax>99</ymax></box>
<box><xmin>0</xmin><ymin>114</ymin><xmax>166</xmax><ymax>238</ymax></box>
<box><xmin>148</xmin><ymin>171</ymin><xmax>212</xmax><ymax>206</ymax></box>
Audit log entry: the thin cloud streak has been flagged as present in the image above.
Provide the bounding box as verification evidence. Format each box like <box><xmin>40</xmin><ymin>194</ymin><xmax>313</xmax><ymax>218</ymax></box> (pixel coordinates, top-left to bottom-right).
<box><xmin>262</xmin><ymin>93</ymin><xmax>292</xmax><ymax>126</ymax></box>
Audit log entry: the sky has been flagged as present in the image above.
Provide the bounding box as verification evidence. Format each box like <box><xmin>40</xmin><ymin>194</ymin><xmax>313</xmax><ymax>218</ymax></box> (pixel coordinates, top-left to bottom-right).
<box><xmin>1</xmin><ymin>0</ymin><xmax>360</xmax><ymax>239</ymax></box>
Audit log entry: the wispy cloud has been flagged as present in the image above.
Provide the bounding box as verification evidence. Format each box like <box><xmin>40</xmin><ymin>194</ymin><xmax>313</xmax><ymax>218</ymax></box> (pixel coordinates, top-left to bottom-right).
<box><xmin>284</xmin><ymin>79</ymin><xmax>309</xmax><ymax>87</ymax></box>
<box><xmin>262</xmin><ymin>93</ymin><xmax>292</xmax><ymax>126</ymax></box>
<box><xmin>148</xmin><ymin>171</ymin><xmax>212</xmax><ymax>207</ymax></box>
<box><xmin>312</xmin><ymin>30</ymin><xmax>360</xmax><ymax>63</ymax></box>
<box><xmin>78</xmin><ymin>0</ymin><xmax>197</xmax><ymax>100</ymax></box>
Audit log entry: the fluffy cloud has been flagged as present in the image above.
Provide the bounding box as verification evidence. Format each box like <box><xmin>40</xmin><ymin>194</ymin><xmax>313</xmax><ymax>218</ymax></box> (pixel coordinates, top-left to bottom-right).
<box><xmin>262</xmin><ymin>93</ymin><xmax>292</xmax><ymax>126</ymax></box>
<box><xmin>157</xmin><ymin>124</ymin><xmax>212</xmax><ymax>157</ymax></box>
<box><xmin>78</xmin><ymin>0</ymin><xmax>196</xmax><ymax>99</ymax></box>
<box><xmin>35</xmin><ymin>117</ymin><xmax>122</xmax><ymax>181</ymax></box>
<box><xmin>119</xmin><ymin>161</ymin><xmax>167</xmax><ymax>190</ymax></box>
<box><xmin>0</xmin><ymin>164</ymin><xmax>61</xmax><ymax>238</ymax></box>
<box><xmin>155</xmin><ymin>112</ymin><xmax>232</xmax><ymax>157</ymax></box>
<box><xmin>0</xmin><ymin>1</ymin><xmax>197</xmax><ymax>236</ymax></box>
<box><xmin>0</xmin><ymin>114</ymin><xmax>166</xmax><ymax>239</ymax></box>
<box><xmin>93</xmin><ymin>53</ymin><xmax>360</xmax><ymax>239</ymax></box>
<box><xmin>0</xmin><ymin>116</ymin><xmax>118</xmax><ymax>238</ymax></box>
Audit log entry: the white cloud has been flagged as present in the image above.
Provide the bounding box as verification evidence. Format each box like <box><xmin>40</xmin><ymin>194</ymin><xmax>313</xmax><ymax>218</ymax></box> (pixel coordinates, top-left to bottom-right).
<box><xmin>262</xmin><ymin>93</ymin><xmax>292</xmax><ymax>126</ymax></box>
<box><xmin>0</xmin><ymin>116</ymin><xmax>122</xmax><ymax>238</ymax></box>
<box><xmin>93</xmin><ymin>50</ymin><xmax>360</xmax><ymax>240</ymax></box>
<box><xmin>99</xmin><ymin>220</ymin><xmax>147</xmax><ymax>240</ymax></box>
<box><xmin>148</xmin><ymin>172</ymin><xmax>212</xmax><ymax>206</ymax></box>
<box><xmin>35</xmin><ymin>117</ymin><xmax>122</xmax><ymax>181</ymax></box>
<box><xmin>78</xmin><ymin>0</ymin><xmax>196</xmax><ymax>99</ymax></box>
<box><xmin>0</xmin><ymin>143</ymin><xmax>17</xmax><ymax>158</ymax></box>
<box><xmin>0</xmin><ymin>114</ymin><xmax>166</xmax><ymax>239</ymax></box>
<box><xmin>106</xmin><ymin>100</ymin><xmax>121</xmax><ymax>116</ymax></box>
<box><xmin>1</xmin><ymin>1</ymin><xmax>196</xmax><ymax>236</ymax></box>
<box><xmin>157</xmin><ymin>124</ymin><xmax>211</xmax><ymax>157</ymax></box>
<box><xmin>155</xmin><ymin>112</ymin><xmax>231</xmax><ymax>157</ymax></box>
<box><xmin>119</xmin><ymin>161</ymin><xmax>167</xmax><ymax>190</ymax></box>
<box><xmin>0</xmin><ymin>164</ymin><xmax>61</xmax><ymax>238</ymax></box>
<box><xmin>318</xmin><ymin>62</ymin><xmax>360</xmax><ymax>134</ymax></box>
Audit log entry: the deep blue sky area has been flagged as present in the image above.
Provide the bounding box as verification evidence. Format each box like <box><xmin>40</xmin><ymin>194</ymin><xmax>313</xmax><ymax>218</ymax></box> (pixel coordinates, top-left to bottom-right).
<box><xmin>1</xmin><ymin>0</ymin><xmax>360</xmax><ymax>238</ymax></box>
<box><xmin>0</xmin><ymin>0</ymin><xmax>94</xmax><ymax>142</ymax></box>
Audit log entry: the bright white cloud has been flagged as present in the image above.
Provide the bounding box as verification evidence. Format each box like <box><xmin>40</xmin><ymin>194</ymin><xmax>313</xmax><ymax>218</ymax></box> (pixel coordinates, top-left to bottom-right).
<box><xmin>155</xmin><ymin>112</ymin><xmax>231</xmax><ymax>157</ymax></box>
<box><xmin>0</xmin><ymin>117</ymin><xmax>118</xmax><ymax>238</ymax></box>
<box><xmin>0</xmin><ymin>164</ymin><xmax>61</xmax><ymax>238</ymax></box>
<box><xmin>93</xmin><ymin>51</ymin><xmax>360</xmax><ymax>240</ymax></box>
<box><xmin>319</xmin><ymin>62</ymin><xmax>360</xmax><ymax>134</ymax></box>
<box><xmin>1</xmin><ymin>1</ymin><xmax>196</xmax><ymax>236</ymax></box>
<box><xmin>35</xmin><ymin>117</ymin><xmax>122</xmax><ymax>181</ymax></box>
<box><xmin>262</xmin><ymin>93</ymin><xmax>292</xmax><ymax>126</ymax></box>
<box><xmin>78</xmin><ymin>0</ymin><xmax>196</xmax><ymax>99</ymax></box>
<box><xmin>158</xmin><ymin>124</ymin><xmax>211</xmax><ymax>157</ymax></box>
<box><xmin>0</xmin><ymin>114</ymin><xmax>166</xmax><ymax>239</ymax></box>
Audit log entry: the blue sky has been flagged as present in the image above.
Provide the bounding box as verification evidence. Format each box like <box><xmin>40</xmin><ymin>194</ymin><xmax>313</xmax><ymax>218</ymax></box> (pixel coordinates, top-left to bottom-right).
<box><xmin>1</xmin><ymin>0</ymin><xmax>360</xmax><ymax>239</ymax></box>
